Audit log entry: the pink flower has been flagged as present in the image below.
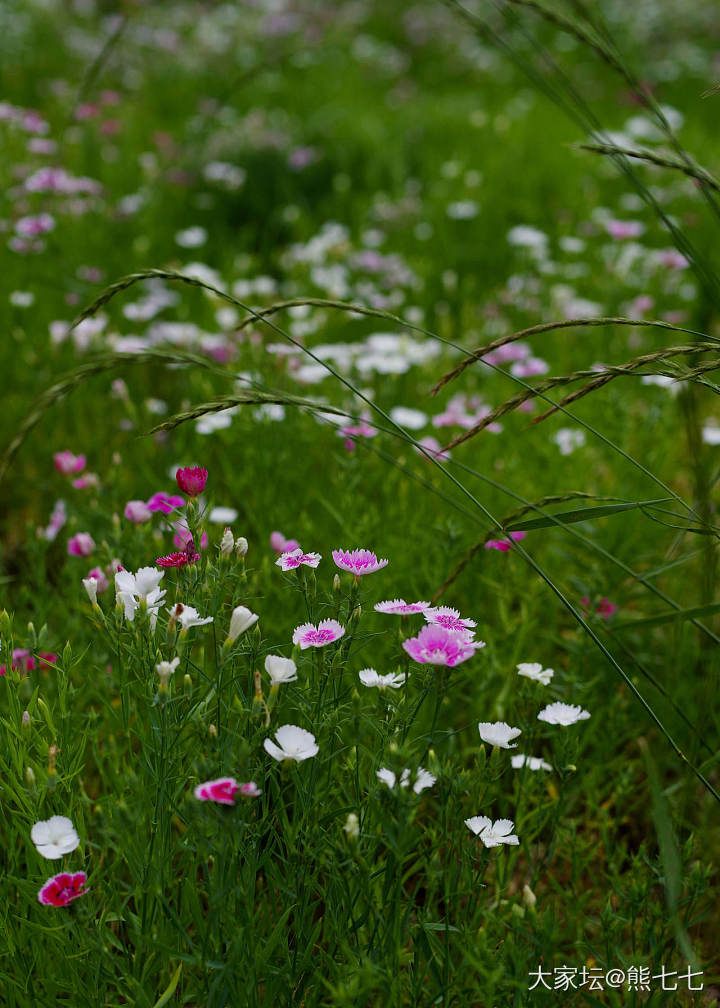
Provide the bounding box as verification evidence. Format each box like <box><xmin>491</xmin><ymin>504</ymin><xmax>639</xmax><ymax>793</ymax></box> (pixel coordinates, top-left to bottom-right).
<box><xmin>485</xmin><ymin>531</ymin><xmax>526</xmax><ymax>552</ymax></box>
<box><xmin>124</xmin><ymin>500</ymin><xmax>153</xmax><ymax>523</ymax></box>
<box><xmin>38</xmin><ymin>871</ymin><xmax>88</xmax><ymax>907</ymax></box>
<box><xmin>68</xmin><ymin>532</ymin><xmax>95</xmax><ymax>557</ymax></box>
<box><xmin>172</xmin><ymin>523</ymin><xmax>208</xmax><ymax>551</ymax></box>
<box><xmin>16</xmin><ymin>213</ymin><xmax>55</xmax><ymax>237</ymax></box>
<box><xmin>86</xmin><ymin>567</ymin><xmax>109</xmax><ymax>593</ymax></box>
<box><xmin>40</xmin><ymin>500</ymin><xmax>67</xmax><ymax>541</ymax></box>
<box><xmin>332</xmin><ymin>548</ymin><xmax>388</xmax><ymax>577</ymax></box>
<box><xmin>605</xmin><ymin>219</ymin><xmax>644</xmax><ymax>240</ymax></box>
<box><xmin>276</xmin><ymin>548</ymin><xmax>322</xmax><ymax>571</ymax></box>
<box><xmin>6</xmin><ymin>649</ymin><xmax>36</xmax><ymax>674</ymax></box>
<box><xmin>194</xmin><ymin>777</ymin><xmax>241</xmax><ymax>805</ymax></box>
<box><xmin>38</xmin><ymin>653</ymin><xmax>58</xmax><ymax>670</ymax></box>
<box><xmin>374</xmin><ymin>599</ymin><xmax>431</xmax><ymax>615</ymax></box>
<box><xmin>54</xmin><ymin>450</ymin><xmax>85</xmax><ymax>475</ymax></box>
<box><xmin>239</xmin><ymin>781</ymin><xmax>262</xmax><ymax>797</ymax></box>
<box><xmin>581</xmin><ymin>596</ymin><xmax>617</xmax><ymax>621</ymax></box>
<box><xmin>424</xmin><ymin>606</ymin><xmax>476</xmax><ymax>633</ymax></box>
<box><xmin>176</xmin><ymin>466</ymin><xmax>208</xmax><ymax>497</ymax></box>
<box><xmin>402</xmin><ymin>625</ymin><xmax>484</xmax><ymax>667</ymax></box>
<box><xmin>415</xmin><ymin>436</ymin><xmax>451</xmax><ymax>462</ymax></box>
<box><xmin>146</xmin><ymin>492</ymin><xmax>185</xmax><ymax>515</ymax></box>
<box><xmin>270</xmin><ymin>531</ymin><xmax>301</xmax><ymax>555</ymax></box>
<box><xmin>292</xmin><ymin>620</ymin><xmax>345</xmax><ymax>649</ymax></box>
<box><xmin>156</xmin><ymin>551</ymin><xmax>200</xmax><ymax>569</ymax></box>
<box><xmin>71</xmin><ymin>473</ymin><xmax>100</xmax><ymax>490</ymax></box>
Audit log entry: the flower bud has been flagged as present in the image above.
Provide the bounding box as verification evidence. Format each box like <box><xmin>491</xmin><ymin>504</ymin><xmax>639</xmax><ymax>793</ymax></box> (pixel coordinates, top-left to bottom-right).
<box><xmin>82</xmin><ymin>577</ymin><xmax>99</xmax><ymax>605</ymax></box>
<box><xmin>208</xmin><ymin>723</ymin><xmax>217</xmax><ymax>738</ymax></box>
<box><xmin>25</xmin><ymin>766</ymin><xmax>36</xmax><ymax>787</ymax></box>
<box><xmin>333</xmin><ymin>574</ymin><xmax>341</xmax><ymax>596</ymax></box>
<box><xmin>522</xmin><ymin>884</ymin><xmax>537</xmax><ymax>910</ymax></box>
<box><xmin>183</xmin><ymin>673</ymin><xmax>192</xmax><ymax>691</ymax></box>
<box><xmin>22</xmin><ymin>710</ymin><xmax>30</xmax><ymax>728</ymax></box>
<box><xmin>228</xmin><ymin>605</ymin><xmax>259</xmax><ymax>643</ymax></box>
<box><xmin>235</xmin><ymin>536</ymin><xmax>248</xmax><ymax>558</ymax></box>
<box><xmin>219</xmin><ymin>527</ymin><xmax>234</xmax><ymax>557</ymax></box>
<box><xmin>343</xmin><ymin>812</ymin><xmax>360</xmax><ymax>840</ymax></box>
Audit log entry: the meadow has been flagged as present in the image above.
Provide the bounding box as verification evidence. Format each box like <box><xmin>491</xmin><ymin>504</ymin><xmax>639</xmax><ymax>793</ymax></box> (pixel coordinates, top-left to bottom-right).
<box><xmin>1</xmin><ymin>1</ymin><xmax>720</xmax><ymax>1005</ymax></box>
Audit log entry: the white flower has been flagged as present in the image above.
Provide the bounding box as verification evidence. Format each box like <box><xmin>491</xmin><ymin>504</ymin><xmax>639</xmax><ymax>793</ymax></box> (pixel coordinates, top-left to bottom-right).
<box><xmin>358</xmin><ymin>668</ymin><xmax>407</xmax><ymax>690</ymax></box>
<box><xmin>235</xmin><ymin>536</ymin><xmax>248</xmax><ymax>557</ymax></box>
<box><xmin>264</xmin><ymin>724</ymin><xmax>318</xmax><ymax>762</ymax></box>
<box><xmin>82</xmin><ymin>577</ymin><xmax>98</xmax><ymax>605</ymax></box>
<box><xmin>265</xmin><ymin>654</ymin><xmax>298</xmax><ymax>685</ymax></box>
<box><xmin>209</xmin><ymin>506</ymin><xmax>239</xmax><ymax>524</ymax></box>
<box><xmin>553</xmin><ymin>427</ymin><xmax>586</xmax><ymax>455</ymax></box>
<box><xmin>478</xmin><ymin>721</ymin><xmax>522</xmax><ymax>749</ymax></box>
<box><xmin>115</xmin><ymin>567</ymin><xmax>166</xmax><ymax>622</ymax></box>
<box><xmin>702</xmin><ymin>424</ymin><xmax>720</xmax><ymax>446</ymax></box>
<box><xmin>343</xmin><ymin>812</ymin><xmax>360</xmax><ymax>838</ymax></box>
<box><xmin>31</xmin><ymin>816</ymin><xmax>80</xmax><ymax>859</ymax></box>
<box><xmin>464</xmin><ymin>816</ymin><xmax>519</xmax><ymax>847</ymax></box>
<box><xmin>517</xmin><ymin>662</ymin><xmax>554</xmax><ymax>686</ymax></box>
<box><xmin>511</xmin><ymin>754</ymin><xmax>552</xmax><ymax>772</ymax></box>
<box><xmin>155</xmin><ymin>656</ymin><xmax>180</xmax><ymax>686</ymax></box>
<box><xmin>537</xmin><ymin>702</ymin><xmax>590</xmax><ymax>726</ymax></box>
<box><xmin>376</xmin><ymin>767</ymin><xmax>436</xmax><ymax>794</ymax></box>
<box><xmin>169</xmin><ymin>604</ymin><xmax>214</xmax><ymax>630</ymax></box>
<box><xmin>228</xmin><ymin>605</ymin><xmax>258</xmax><ymax>641</ymax></box>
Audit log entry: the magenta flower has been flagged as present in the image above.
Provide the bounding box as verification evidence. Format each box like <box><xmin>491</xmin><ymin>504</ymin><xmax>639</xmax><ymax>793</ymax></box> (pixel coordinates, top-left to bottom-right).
<box><xmin>1</xmin><ymin>649</ymin><xmax>37</xmax><ymax>676</ymax></box>
<box><xmin>292</xmin><ymin>620</ymin><xmax>345</xmax><ymax>649</ymax></box>
<box><xmin>156</xmin><ymin>551</ymin><xmax>200</xmax><ymax>569</ymax></box>
<box><xmin>194</xmin><ymin>777</ymin><xmax>241</xmax><ymax>805</ymax></box>
<box><xmin>146</xmin><ymin>491</ymin><xmax>185</xmax><ymax>515</ymax></box>
<box><xmin>54</xmin><ymin>450</ymin><xmax>85</xmax><ymax>475</ymax></box>
<box><xmin>424</xmin><ymin>606</ymin><xmax>476</xmax><ymax>633</ymax></box>
<box><xmin>172</xmin><ymin>523</ymin><xmax>208</xmax><ymax>551</ymax></box>
<box><xmin>332</xmin><ymin>548</ymin><xmax>388</xmax><ymax>577</ymax></box>
<box><xmin>402</xmin><ymin>625</ymin><xmax>484</xmax><ymax>667</ymax></box>
<box><xmin>276</xmin><ymin>549</ymin><xmax>322</xmax><ymax>571</ymax></box>
<box><xmin>485</xmin><ymin>531</ymin><xmax>526</xmax><ymax>552</ymax></box>
<box><xmin>16</xmin><ymin>212</ymin><xmax>55</xmax><ymax>237</ymax></box>
<box><xmin>270</xmin><ymin>531</ymin><xmax>301</xmax><ymax>555</ymax></box>
<box><xmin>374</xmin><ymin>599</ymin><xmax>431</xmax><ymax>615</ymax></box>
<box><xmin>124</xmin><ymin>500</ymin><xmax>153</xmax><ymax>523</ymax></box>
<box><xmin>68</xmin><ymin>532</ymin><xmax>95</xmax><ymax>557</ymax></box>
<box><xmin>239</xmin><ymin>781</ymin><xmax>262</xmax><ymax>797</ymax></box>
<box><xmin>581</xmin><ymin>596</ymin><xmax>618</xmax><ymax>621</ymax></box>
<box><xmin>71</xmin><ymin>473</ymin><xmax>100</xmax><ymax>490</ymax></box>
<box><xmin>86</xmin><ymin>567</ymin><xmax>109</xmax><ymax>593</ymax></box>
<box><xmin>176</xmin><ymin>466</ymin><xmax>208</xmax><ymax>497</ymax></box>
<box><xmin>38</xmin><ymin>871</ymin><xmax>88</xmax><ymax>907</ymax></box>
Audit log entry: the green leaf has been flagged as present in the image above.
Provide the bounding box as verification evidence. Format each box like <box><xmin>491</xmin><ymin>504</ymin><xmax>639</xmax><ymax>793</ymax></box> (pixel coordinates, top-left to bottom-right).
<box><xmin>152</xmin><ymin>964</ymin><xmax>182</xmax><ymax>1008</ymax></box>
<box><xmin>612</xmin><ymin>601</ymin><xmax>720</xmax><ymax>631</ymax></box>
<box><xmin>505</xmin><ymin>498</ymin><xmax>670</xmax><ymax>532</ymax></box>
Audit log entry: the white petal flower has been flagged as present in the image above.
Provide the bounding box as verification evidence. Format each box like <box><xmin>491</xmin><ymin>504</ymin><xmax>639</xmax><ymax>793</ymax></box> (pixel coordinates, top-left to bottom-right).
<box><xmin>169</xmin><ymin>604</ymin><xmax>214</xmax><ymax>630</ymax></box>
<box><xmin>264</xmin><ymin>724</ymin><xmax>318</xmax><ymax>762</ymax></box>
<box><xmin>264</xmin><ymin>654</ymin><xmax>298</xmax><ymax>685</ymax></box>
<box><xmin>377</xmin><ymin>766</ymin><xmax>436</xmax><ymax>794</ymax></box>
<box><xmin>31</xmin><ymin>815</ymin><xmax>80</xmax><ymax>859</ymax></box>
<box><xmin>517</xmin><ymin>662</ymin><xmax>554</xmax><ymax>686</ymax></box>
<box><xmin>537</xmin><ymin>702</ymin><xmax>590</xmax><ymax>726</ymax></box>
<box><xmin>228</xmin><ymin>605</ymin><xmax>259</xmax><ymax>641</ymax></box>
<box><xmin>155</xmin><ymin>656</ymin><xmax>181</xmax><ymax>686</ymax></box>
<box><xmin>511</xmin><ymin>754</ymin><xmax>552</xmax><ymax>772</ymax></box>
<box><xmin>465</xmin><ymin>816</ymin><xmax>519</xmax><ymax>847</ymax></box>
<box><xmin>133</xmin><ymin>567</ymin><xmax>165</xmax><ymax>598</ymax></box>
<box><xmin>82</xmin><ymin>577</ymin><xmax>98</xmax><ymax>604</ymax></box>
<box><xmin>358</xmin><ymin>668</ymin><xmax>407</xmax><ymax>690</ymax></box>
<box><xmin>478</xmin><ymin>721</ymin><xmax>522</xmax><ymax>749</ymax></box>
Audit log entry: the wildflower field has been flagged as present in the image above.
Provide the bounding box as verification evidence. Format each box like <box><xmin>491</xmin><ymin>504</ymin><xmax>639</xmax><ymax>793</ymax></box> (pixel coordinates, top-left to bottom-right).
<box><xmin>3</xmin><ymin>0</ymin><xmax>720</xmax><ymax>1005</ymax></box>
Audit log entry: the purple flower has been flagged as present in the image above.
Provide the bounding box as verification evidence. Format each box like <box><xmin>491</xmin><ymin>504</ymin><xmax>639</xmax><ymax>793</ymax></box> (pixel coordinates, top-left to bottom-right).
<box><xmin>402</xmin><ymin>625</ymin><xmax>484</xmax><ymax>667</ymax></box>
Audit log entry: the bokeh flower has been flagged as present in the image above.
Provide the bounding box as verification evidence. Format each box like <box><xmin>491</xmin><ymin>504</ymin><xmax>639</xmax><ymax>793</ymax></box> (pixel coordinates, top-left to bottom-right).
<box><xmin>517</xmin><ymin>662</ymin><xmax>554</xmax><ymax>686</ymax></box>
<box><xmin>67</xmin><ymin>533</ymin><xmax>95</xmax><ymax>557</ymax></box>
<box><xmin>374</xmin><ymin>599</ymin><xmax>430</xmax><ymax>615</ymax></box>
<box><xmin>194</xmin><ymin>777</ymin><xmax>240</xmax><ymax>805</ymax></box>
<box><xmin>377</xmin><ymin>767</ymin><xmax>436</xmax><ymax>793</ymax></box>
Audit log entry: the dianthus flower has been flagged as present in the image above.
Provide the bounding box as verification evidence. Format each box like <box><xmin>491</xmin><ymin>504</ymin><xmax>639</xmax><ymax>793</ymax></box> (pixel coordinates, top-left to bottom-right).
<box><xmin>67</xmin><ymin>532</ymin><xmax>95</xmax><ymax>557</ymax></box>
<box><xmin>485</xmin><ymin>531</ymin><xmax>526</xmax><ymax>552</ymax></box>
<box><xmin>194</xmin><ymin>777</ymin><xmax>240</xmax><ymax>805</ymax></box>
<box><xmin>146</xmin><ymin>491</ymin><xmax>185</xmax><ymax>515</ymax></box>
<box><xmin>424</xmin><ymin>606</ymin><xmax>476</xmax><ymax>632</ymax></box>
<box><xmin>402</xmin><ymin>625</ymin><xmax>483</xmax><ymax>667</ymax></box>
<box><xmin>292</xmin><ymin>620</ymin><xmax>345</xmax><ymax>649</ymax></box>
<box><xmin>38</xmin><ymin>871</ymin><xmax>88</xmax><ymax>907</ymax></box>
<box><xmin>377</xmin><ymin>767</ymin><xmax>436</xmax><ymax>794</ymax></box>
<box><xmin>156</xmin><ymin>550</ymin><xmax>200</xmax><ymax>569</ymax></box>
<box><xmin>264</xmin><ymin>725</ymin><xmax>318</xmax><ymax>762</ymax></box>
<box><xmin>373</xmin><ymin>599</ymin><xmax>430</xmax><ymax>615</ymax></box>
<box><xmin>53</xmin><ymin>450</ymin><xmax>85</xmax><ymax>475</ymax></box>
<box><xmin>270</xmin><ymin>531</ymin><xmax>301</xmax><ymax>555</ymax></box>
<box><xmin>359</xmin><ymin>668</ymin><xmax>407</xmax><ymax>689</ymax></box>
<box><xmin>478</xmin><ymin>721</ymin><xmax>521</xmax><ymax>749</ymax></box>
<box><xmin>176</xmin><ymin>465</ymin><xmax>208</xmax><ymax>497</ymax></box>
<box><xmin>31</xmin><ymin>816</ymin><xmax>80</xmax><ymax>859</ymax></box>
<box><xmin>276</xmin><ymin>548</ymin><xmax>322</xmax><ymax>571</ymax></box>
<box><xmin>332</xmin><ymin>548</ymin><xmax>388</xmax><ymax>577</ymax></box>
<box><xmin>464</xmin><ymin>817</ymin><xmax>519</xmax><ymax>848</ymax></box>
<box><xmin>537</xmin><ymin>702</ymin><xmax>590</xmax><ymax>726</ymax></box>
